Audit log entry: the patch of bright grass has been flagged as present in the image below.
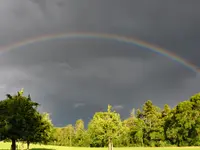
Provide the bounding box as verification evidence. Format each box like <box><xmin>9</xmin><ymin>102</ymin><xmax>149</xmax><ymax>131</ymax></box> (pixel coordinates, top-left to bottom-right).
<box><xmin>1</xmin><ymin>142</ymin><xmax>200</xmax><ymax>150</ymax></box>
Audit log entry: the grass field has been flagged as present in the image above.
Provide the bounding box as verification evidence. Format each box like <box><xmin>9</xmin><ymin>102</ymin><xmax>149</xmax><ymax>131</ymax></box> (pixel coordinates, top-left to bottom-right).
<box><xmin>1</xmin><ymin>142</ymin><xmax>200</xmax><ymax>150</ymax></box>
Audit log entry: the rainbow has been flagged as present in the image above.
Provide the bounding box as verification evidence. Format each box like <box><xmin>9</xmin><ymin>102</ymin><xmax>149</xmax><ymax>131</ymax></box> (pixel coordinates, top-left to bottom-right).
<box><xmin>0</xmin><ymin>32</ymin><xmax>198</xmax><ymax>73</ymax></box>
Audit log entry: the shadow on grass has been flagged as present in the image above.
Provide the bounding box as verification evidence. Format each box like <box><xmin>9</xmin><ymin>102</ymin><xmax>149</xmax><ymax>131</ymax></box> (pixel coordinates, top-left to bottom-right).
<box><xmin>31</xmin><ymin>149</ymin><xmax>56</xmax><ymax>150</ymax></box>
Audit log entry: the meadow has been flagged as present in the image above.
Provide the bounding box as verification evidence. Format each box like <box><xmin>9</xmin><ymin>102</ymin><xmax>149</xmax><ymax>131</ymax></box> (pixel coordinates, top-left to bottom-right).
<box><xmin>1</xmin><ymin>142</ymin><xmax>200</xmax><ymax>150</ymax></box>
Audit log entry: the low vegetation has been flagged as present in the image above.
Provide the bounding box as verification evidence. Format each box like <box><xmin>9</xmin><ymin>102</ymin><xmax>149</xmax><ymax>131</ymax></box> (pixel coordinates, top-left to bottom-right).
<box><xmin>1</xmin><ymin>142</ymin><xmax>200</xmax><ymax>150</ymax></box>
<box><xmin>1</xmin><ymin>88</ymin><xmax>200</xmax><ymax>150</ymax></box>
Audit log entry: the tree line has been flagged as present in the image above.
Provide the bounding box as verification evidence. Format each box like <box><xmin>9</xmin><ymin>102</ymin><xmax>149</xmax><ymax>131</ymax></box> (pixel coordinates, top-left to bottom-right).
<box><xmin>1</xmin><ymin>89</ymin><xmax>200</xmax><ymax>150</ymax></box>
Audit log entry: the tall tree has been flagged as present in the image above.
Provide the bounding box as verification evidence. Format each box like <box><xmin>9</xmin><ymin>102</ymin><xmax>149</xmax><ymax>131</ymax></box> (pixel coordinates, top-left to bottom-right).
<box><xmin>189</xmin><ymin>93</ymin><xmax>200</xmax><ymax>145</ymax></box>
<box><xmin>165</xmin><ymin>93</ymin><xmax>200</xmax><ymax>146</ymax></box>
<box><xmin>129</xmin><ymin>118</ymin><xmax>145</xmax><ymax>146</ymax></box>
<box><xmin>122</xmin><ymin>108</ymin><xmax>137</xmax><ymax>146</ymax></box>
<box><xmin>138</xmin><ymin>100</ymin><xmax>164</xmax><ymax>146</ymax></box>
<box><xmin>0</xmin><ymin>89</ymin><xmax>39</xmax><ymax>150</ymax></box>
<box><xmin>88</xmin><ymin>105</ymin><xmax>122</xmax><ymax>150</ymax></box>
<box><xmin>165</xmin><ymin>100</ymin><xmax>194</xmax><ymax>146</ymax></box>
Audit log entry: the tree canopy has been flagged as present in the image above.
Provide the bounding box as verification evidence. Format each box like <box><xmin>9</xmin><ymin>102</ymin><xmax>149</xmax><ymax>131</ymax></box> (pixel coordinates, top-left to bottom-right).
<box><xmin>0</xmin><ymin>89</ymin><xmax>53</xmax><ymax>150</ymax></box>
<box><xmin>1</xmin><ymin>89</ymin><xmax>200</xmax><ymax>149</ymax></box>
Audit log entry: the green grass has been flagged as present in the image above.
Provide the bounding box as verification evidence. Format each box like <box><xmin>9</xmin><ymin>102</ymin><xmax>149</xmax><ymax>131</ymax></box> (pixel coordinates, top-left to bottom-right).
<box><xmin>1</xmin><ymin>142</ymin><xmax>200</xmax><ymax>150</ymax></box>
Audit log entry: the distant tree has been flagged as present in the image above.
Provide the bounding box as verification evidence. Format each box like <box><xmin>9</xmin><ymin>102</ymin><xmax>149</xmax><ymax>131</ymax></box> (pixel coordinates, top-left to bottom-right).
<box><xmin>64</xmin><ymin>124</ymin><xmax>75</xmax><ymax>146</ymax></box>
<box><xmin>52</xmin><ymin>125</ymin><xmax>75</xmax><ymax>146</ymax></box>
<box><xmin>75</xmin><ymin>119</ymin><xmax>84</xmax><ymax>132</ymax></box>
<box><xmin>165</xmin><ymin>100</ymin><xmax>193</xmax><ymax>146</ymax></box>
<box><xmin>161</xmin><ymin>104</ymin><xmax>172</xmax><ymax>146</ymax></box>
<box><xmin>88</xmin><ymin>104</ymin><xmax>122</xmax><ymax>150</ymax></box>
<box><xmin>115</xmin><ymin>120</ymin><xmax>130</xmax><ymax>147</ymax></box>
<box><xmin>52</xmin><ymin>127</ymin><xmax>63</xmax><ymax>146</ymax></box>
<box><xmin>162</xmin><ymin>104</ymin><xmax>171</xmax><ymax>118</ymax></box>
<box><xmin>120</xmin><ymin>108</ymin><xmax>138</xmax><ymax>146</ymax></box>
<box><xmin>118</xmin><ymin>108</ymin><xmax>137</xmax><ymax>147</ymax></box>
<box><xmin>129</xmin><ymin>118</ymin><xmax>145</xmax><ymax>146</ymax></box>
<box><xmin>74</xmin><ymin>119</ymin><xmax>90</xmax><ymax>147</ymax></box>
<box><xmin>138</xmin><ymin>100</ymin><xmax>164</xmax><ymax>146</ymax></box>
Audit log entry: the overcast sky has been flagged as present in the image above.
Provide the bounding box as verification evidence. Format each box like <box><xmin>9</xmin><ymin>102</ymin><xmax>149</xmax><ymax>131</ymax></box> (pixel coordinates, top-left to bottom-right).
<box><xmin>0</xmin><ymin>0</ymin><xmax>199</xmax><ymax>126</ymax></box>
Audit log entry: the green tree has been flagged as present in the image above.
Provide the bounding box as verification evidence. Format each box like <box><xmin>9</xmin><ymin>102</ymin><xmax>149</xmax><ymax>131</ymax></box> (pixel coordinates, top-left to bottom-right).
<box><xmin>74</xmin><ymin>119</ymin><xmax>90</xmax><ymax>147</ymax></box>
<box><xmin>52</xmin><ymin>127</ymin><xmax>63</xmax><ymax>146</ymax></box>
<box><xmin>129</xmin><ymin>118</ymin><xmax>145</xmax><ymax>146</ymax></box>
<box><xmin>52</xmin><ymin>125</ymin><xmax>75</xmax><ymax>146</ymax></box>
<box><xmin>88</xmin><ymin>104</ymin><xmax>122</xmax><ymax>150</ymax></box>
<box><xmin>165</xmin><ymin>100</ymin><xmax>194</xmax><ymax>146</ymax></box>
<box><xmin>121</xmin><ymin>108</ymin><xmax>138</xmax><ymax>147</ymax></box>
<box><xmin>22</xmin><ymin>112</ymin><xmax>53</xmax><ymax>149</ymax></box>
<box><xmin>162</xmin><ymin>104</ymin><xmax>171</xmax><ymax>118</ymax></box>
<box><xmin>137</xmin><ymin>100</ymin><xmax>164</xmax><ymax>146</ymax></box>
<box><xmin>115</xmin><ymin>121</ymin><xmax>130</xmax><ymax>147</ymax></box>
<box><xmin>0</xmin><ymin>89</ymin><xmax>39</xmax><ymax>150</ymax></box>
<box><xmin>65</xmin><ymin>124</ymin><xmax>75</xmax><ymax>146</ymax></box>
<box><xmin>165</xmin><ymin>93</ymin><xmax>200</xmax><ymax>146</ymax></box>
<box><xmin>189</xmin><ymin>93</ymin><xmax>200</xmax><ymax>145</ymax></box>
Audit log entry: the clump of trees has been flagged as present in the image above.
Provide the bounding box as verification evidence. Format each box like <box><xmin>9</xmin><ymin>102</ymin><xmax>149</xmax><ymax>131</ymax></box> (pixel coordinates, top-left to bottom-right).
<box><xmin>49</xmin><ymin>92</ymin><xmax>200</xmax><ymax>148</ymax></box>
<box><xmin>1</xmin><ymin>88</ymin><xmax>200</xmax><ymax>149</ymax></box>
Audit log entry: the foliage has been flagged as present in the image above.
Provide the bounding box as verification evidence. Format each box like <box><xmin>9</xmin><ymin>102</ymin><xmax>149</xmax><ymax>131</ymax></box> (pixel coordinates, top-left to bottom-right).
<box><xmin>0</xmin><ymin>89</ymin><xmax>53</xmax><ymax>150</ymax></box>
<box><xmin>88</xmin><ymin>105</ymin><xmax>122</xmax><ymax>147</ymax></box>
<box><xmin>2</xmin><ymin>89</ymin><xmax>200</xmax><ymax>148</ymax></box>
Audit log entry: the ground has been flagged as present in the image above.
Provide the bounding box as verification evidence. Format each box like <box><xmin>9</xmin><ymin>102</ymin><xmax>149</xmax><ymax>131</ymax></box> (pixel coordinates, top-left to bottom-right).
<box><xmin>1</xmin><ymin>142</ymin><xmax>200</xmax><ymax>150</ymax></box>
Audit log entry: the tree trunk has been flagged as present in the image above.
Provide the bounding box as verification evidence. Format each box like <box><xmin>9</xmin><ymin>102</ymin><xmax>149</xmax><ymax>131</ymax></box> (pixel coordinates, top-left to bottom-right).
<box><xmin>108</xmin><ymin>141</ymin><xmax>111</xmax><ymax>150</ymax></box>
<box><xmin>108</xmin><ymin>137</ymin><xmax>113</xmax><ymax>150</ymax></box>
<box><xmin>11</xmin><ymin>139</ymin><xmax>16</xmax><ymax>150</ymax></box>
<box><xmin>111</xmin><ymin>142</ymin><xmax>113</xmax><ymax>150</ymax></box>
<box><xmin>27</xmin><ymin>141</ymin><xmax>30</xmax><ymax>150</ymax></box>
<box><xmin>70</xmin><ymin>130</ymin><xmax>71</xmax><ymax>147</ymax></box>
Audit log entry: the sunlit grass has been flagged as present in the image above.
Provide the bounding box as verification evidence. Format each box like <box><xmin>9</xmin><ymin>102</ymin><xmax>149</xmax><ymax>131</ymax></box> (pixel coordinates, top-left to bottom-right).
<box><xmin>1</xmin><ymin>142</ymin><xmax>200</xmax><ymax>150</ymax></box>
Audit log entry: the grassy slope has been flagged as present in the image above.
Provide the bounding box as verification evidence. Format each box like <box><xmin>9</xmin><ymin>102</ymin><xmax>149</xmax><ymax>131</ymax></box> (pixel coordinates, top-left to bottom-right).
<box><xmin>1</xmin><ymin>142</ymin><xmax>200</xmax><ymax>150</ymax></box>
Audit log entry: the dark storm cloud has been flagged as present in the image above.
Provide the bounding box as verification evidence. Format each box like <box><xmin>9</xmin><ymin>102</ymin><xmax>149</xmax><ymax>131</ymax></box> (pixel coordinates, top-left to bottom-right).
<box><xmin>0</xmin><ymin>0</ymin><xmax>199</xmax><ymax>125</ymax></box>
<box><xmin>30</xmin><ymin>0</ymin><xmax>46</xmax><ymax>10</ymax></box>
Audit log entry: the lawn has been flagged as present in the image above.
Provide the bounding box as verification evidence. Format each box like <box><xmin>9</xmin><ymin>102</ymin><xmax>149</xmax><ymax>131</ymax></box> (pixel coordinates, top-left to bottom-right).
<box><xmin>1</xmin><ymin>142</ymin><xmax>200</xmax><ymax>150</ymax></box>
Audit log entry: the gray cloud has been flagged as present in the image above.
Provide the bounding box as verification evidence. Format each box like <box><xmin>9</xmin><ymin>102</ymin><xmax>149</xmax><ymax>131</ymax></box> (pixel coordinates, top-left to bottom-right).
<box><xmin>74</xmin><ymin>103</ymin><xmax>86</xmax><ymax>109</ymax></box>
<box><xmin>0</xmin><ymin>0</ymin><xmax>199</xmax><ymax>125</ymax></box>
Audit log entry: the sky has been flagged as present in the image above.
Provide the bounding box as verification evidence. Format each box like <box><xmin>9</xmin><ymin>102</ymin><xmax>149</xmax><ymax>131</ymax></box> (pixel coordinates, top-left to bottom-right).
<box><xmin>0</xmin><ymin>0</ymin><xmax>200</xmax><ymax>126</ymax></box>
